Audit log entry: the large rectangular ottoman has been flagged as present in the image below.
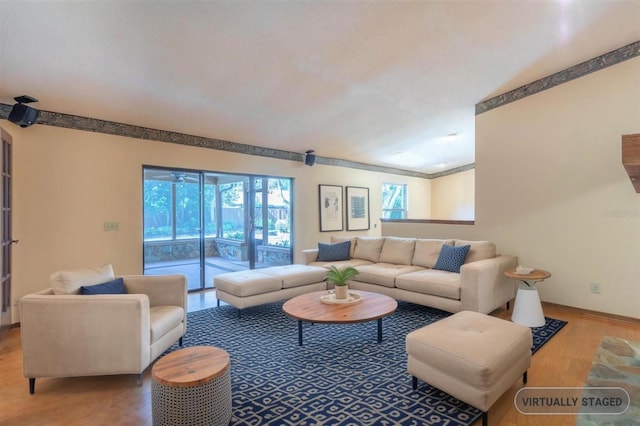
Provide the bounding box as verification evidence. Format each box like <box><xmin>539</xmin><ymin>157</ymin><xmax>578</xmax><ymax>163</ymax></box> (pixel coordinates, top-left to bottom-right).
<box><xmin>406</xmin><ymin>310</ymin><xmax>532</xmax><ymax>426</ymax></box>
<box><xmin>215</xmin><ymin>265</ymin><xmax>327</xmax><ymax>311</ymax></box>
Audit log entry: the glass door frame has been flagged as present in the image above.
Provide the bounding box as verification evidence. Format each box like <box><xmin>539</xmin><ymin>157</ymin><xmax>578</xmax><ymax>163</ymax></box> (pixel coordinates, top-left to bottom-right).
<box><xmin>143</xmin><ymin>166</ymin><xmax>294</xmax><ymax>292</ymax></box>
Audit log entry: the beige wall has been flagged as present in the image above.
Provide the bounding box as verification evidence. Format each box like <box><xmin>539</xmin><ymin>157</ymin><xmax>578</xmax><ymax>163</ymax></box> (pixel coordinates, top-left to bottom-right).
<box><xmin>3</xmin><ymin>123</ymin><xmax>431</xmax><ymax>323</ymax></box>
<box><xmin>384</xmin><ymin>56</ymin><xmax>640</xmax><ymax>319</ymax></box>
<box><xmin>430</xmin><ymin>169</ymin><xmax>474</xmax><ymax>220</ymax></box>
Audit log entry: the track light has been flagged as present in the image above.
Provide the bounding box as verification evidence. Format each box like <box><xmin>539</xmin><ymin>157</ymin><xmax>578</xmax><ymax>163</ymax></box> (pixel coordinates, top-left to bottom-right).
<box><xmin>8</xmin><ymin>95</ymin><xmax>40</xmax><ymax>128</ymax></box>
<box><xmin>305</xmin><ymin>150</ymin><xmax>316</xmax><ymax>166</ymax></box>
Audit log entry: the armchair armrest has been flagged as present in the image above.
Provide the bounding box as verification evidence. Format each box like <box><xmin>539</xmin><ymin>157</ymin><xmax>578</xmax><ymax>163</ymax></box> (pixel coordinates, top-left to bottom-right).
<box><xmin>460</xmin><ymin>255</ymin><xmax>517</xmax><ymax>314</ymax></box>
<box><xmin>122</xmin><ymin>274</ymin><xmax>187</xmax><ymax>310</ymax></box>
<box><xmin>302</xmin><ymin>249</ymin><xmax>319</xmax><ymax>264</ymax></box>
<box><xmin>19</xmin><ymin>292</ymin><xmax>151</xmax><ymax>378</ymax></box>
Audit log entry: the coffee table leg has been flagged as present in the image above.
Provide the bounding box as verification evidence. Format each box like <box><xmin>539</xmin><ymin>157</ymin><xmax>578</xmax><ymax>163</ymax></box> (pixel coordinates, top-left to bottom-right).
<box><xmin>377</xmin><ymin>318</ymin><xmax>383</xmax><ymax>343</ymax></box>
<box><xmin>298</xmin><ymin>320</ymin><xmax>303</xmax><ymax>346</ymax></box>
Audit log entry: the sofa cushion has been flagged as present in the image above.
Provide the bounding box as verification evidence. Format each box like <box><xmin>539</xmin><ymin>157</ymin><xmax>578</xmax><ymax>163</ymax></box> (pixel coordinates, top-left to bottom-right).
<box><xmin>330</xmin><ymin>236</ymin><xmax>357</xmax><ymax>259</ymax></box>
<box><xmin>317</xmin><ymin>241</ymin><xmax>351</xmax><ymax>262</ymax></box>
<box><xmin>379</xmin><ymin>237</ymin><xmax>416</xmax><ymax>265</ymax></box>
<box><xmin>353</xmin><ymin>237</ymin><xmax>385</xmax><ymax>262</ymax></box>
<box><xmin>149</xmin><ymin>305</ymin><xmax>185</xmax><ymax>344</ymax></box>
<box><xmin>214</xmin><ymin>271</ymin><xmax>283</xmax><ymax>297</ymax></box>
<box><xmin>355</xmin><ymin>263</ymin><xmax>424</xmax><ymax>287</ymax></box>
<box><xmin>454</xmin><ymin>240</ymin><xmax>496</xmax><ymax>264</ymax></box>
<box><xmin>433</xmin><ymin>244</ymin><xmax>470</xmax><ymax>273</ymax></box>
<box><xmin>260</xmin><ymin>264</ymin><xmax>328</xmax><ymax>289</ymax></box>
<box><xmin>309</xmin><ymin>259</ymin><xmax>374</xmax><ymax>269</ymax></box>
<box><xmin>396</xmin><ymin>269</ymin><xmax>461</xmax><ymax>300</ymax></box>
<box><xmin>50</xmin><ymin>264</ymin><xmax>116</xmax><ymax>295</ymax></box>
<box><xmin>412</xmin><ymin>239</ymin><xmax>454</xmax><ymax>268</ymax></box>
<box><xmin>80</xmin><ymin>277</ymin><xmax>126</xmax><ymax>295</ymax></box>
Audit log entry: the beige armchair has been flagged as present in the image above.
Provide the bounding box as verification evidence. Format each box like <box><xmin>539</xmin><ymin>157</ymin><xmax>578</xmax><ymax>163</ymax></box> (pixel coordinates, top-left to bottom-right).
<box><xmin>19</xmin><ymin>265</ymin><xmax>187</xmax><ymax>394</ymax></box>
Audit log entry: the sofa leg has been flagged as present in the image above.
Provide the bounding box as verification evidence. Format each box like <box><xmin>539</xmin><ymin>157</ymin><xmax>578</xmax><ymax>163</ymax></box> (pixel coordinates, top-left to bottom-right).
<box><xmin>412</xmin><ymin>376</ymin><xmax>418</xmax><ymax>390</ymax></box>
<box><xmin>136</xmin><ymin>373</ymin><xmax>142</xmax><ymax>386</ymax></box>
<box><xmin>482</xmin><ymin>412</ymin><xmax>488</xmax><ymax>426</ymax></box>
<box><xmin>179</xmin><ymin>337</ymin><xmax>183</xmax><ymax>347</ymax></box>
<box><xmin>217</xmin><ymin>299</ymin><xmax>220</xmax><ymax>307</ymax></box>
<box><xmin>28</xmin><ymin>378</ymin><xmax>35</xmax><ymax>395</ymax></box>
<box><xmin>523</xmin><ymin>370</ymin><xmax>528</xmax><ymax>384</ymax></box>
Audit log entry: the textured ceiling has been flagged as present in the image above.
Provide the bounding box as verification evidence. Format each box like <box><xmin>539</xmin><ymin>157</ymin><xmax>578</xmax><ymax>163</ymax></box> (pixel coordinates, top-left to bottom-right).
<box><xmin>1</xmin><ymin>1</ymin><xmax>639</xmax><ymax>174</ymax></box>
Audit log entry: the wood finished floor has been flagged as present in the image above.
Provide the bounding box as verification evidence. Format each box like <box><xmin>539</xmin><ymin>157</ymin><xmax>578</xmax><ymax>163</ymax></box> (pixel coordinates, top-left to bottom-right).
<box><xmin>0</xmin><ymin>293</ymin><xmax>638</xmax><ymax>426</ymax></box>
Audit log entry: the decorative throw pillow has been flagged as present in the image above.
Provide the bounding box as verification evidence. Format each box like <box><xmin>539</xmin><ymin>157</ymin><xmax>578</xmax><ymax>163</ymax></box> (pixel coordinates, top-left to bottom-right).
<box><xmin>433</xmin><ymin>244</ymin><xmax>471</xmax><ymax>273</ymax></box>
<box><xmin>317</xmin><ymin>241</ymin><xmax>351</xmax><ymax>262</ymax></box>
<box><xmin>80</xmin><ymin>277</ymin><xmax>126</xmax><ymax>295</ymax></box>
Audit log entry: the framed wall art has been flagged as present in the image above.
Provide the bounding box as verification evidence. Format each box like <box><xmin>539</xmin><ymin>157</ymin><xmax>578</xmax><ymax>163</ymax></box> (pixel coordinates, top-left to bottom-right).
<box><xmin>346</xmin><ymin>186</ymin><xmax>370</xmax><ymax>231</ymax></box>
<box><xmin>318</xmin><ymin>184</ymin><xmax>343</xmax><ymax>232</ymax></box>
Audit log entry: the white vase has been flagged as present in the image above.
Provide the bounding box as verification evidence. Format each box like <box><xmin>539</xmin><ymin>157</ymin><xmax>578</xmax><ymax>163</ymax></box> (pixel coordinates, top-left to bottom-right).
<box><xmin>334</xmin><ymin>285</ymin><xmax>349</xmax><ymax>300</ymax></box>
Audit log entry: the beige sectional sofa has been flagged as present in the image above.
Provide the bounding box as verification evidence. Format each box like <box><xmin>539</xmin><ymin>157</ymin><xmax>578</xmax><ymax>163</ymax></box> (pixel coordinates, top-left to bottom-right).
<box><xmin>303</xmin><ymin>236</ymin><xmax>517</xmax><ymax>314</ymax></box>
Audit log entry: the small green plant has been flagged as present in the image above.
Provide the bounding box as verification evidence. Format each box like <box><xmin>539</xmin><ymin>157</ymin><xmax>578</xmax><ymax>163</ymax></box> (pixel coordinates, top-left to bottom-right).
<box><xmin>326</xmin><ymin>266</ymin><xmax>359</xmax><ymax>287</ymax></box>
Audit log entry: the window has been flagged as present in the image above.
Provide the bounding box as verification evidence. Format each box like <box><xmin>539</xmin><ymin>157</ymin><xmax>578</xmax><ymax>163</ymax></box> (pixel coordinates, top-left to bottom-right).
<box><xmin>382</xmin><ymin>183</ymin><xmax>407</xmax><ymax>219</ymax></box>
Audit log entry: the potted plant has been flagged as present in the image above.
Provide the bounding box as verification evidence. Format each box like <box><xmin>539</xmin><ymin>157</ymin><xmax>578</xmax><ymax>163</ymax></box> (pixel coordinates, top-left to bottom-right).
<box><xmin>326</xmin><ymin>265</ymin><xmax>359</xmax><ymax>299</ymax></box>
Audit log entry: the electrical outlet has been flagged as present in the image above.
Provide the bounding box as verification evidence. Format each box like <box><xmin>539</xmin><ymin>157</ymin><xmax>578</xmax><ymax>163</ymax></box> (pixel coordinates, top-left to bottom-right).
<box><xmin>590</xmin><ymin>282</ymin><xmax>601</xmax><ymax>294</ymax></box>
<box><xmin>104</xmin><ymin>221</ymin><xmax>119</xmax><ymax>231</ymax></box>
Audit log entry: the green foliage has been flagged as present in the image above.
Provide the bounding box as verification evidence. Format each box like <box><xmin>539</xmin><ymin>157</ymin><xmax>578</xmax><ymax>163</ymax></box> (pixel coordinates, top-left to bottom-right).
<box><xmin>326</xmin><ymin>266</ymin><xmax>359</xmax><ymax>287</ymax></box>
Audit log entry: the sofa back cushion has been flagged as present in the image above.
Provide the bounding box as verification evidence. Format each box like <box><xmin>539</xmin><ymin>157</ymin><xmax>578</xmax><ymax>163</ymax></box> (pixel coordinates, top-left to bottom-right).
<box><xmin>353</xmin><ymin>237</ymin><xmax>385</xmax><ymax>262</ymax></box>
<box><xmin>330</xmin><ymin>236</ymin><xmax>357</xmax><ymax>259</ymax></box>
<box><xmin>50</xmin><ymin>263</ymin><xmax>116</xmax><ymax>295</ymax></box>
<box><xmin>379</xmin><ymin>237</ymin><xmax>416</xmax><ymax>265</ymax></box>
<box><xmin>412</xmin><ymin>239</ymin><xmax>454</xmax><ymax>268</ymax></box>
<box><xmin>454</xmin><ymin>240</ymin><xmax>496</xmax><ymax>264</ymax></box>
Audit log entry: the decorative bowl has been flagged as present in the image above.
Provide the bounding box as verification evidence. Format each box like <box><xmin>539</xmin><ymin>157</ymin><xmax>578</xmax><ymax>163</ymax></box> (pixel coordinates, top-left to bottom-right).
<box><xmin>516</xmin><ymin>266</ymin><xmax>534</xmax><ymax>274</ymax></box>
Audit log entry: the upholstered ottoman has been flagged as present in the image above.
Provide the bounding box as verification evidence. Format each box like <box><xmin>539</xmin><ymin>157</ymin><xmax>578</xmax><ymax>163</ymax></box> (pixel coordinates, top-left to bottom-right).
<box><xmin>215</xmin><ymin>265</ymin><xmax>327</xmax><ymax>311</ymax></box>
<box><xmin>406</xmin><ymin>311</ymin><xmax>532</xmax><ymax>426</ymax></box>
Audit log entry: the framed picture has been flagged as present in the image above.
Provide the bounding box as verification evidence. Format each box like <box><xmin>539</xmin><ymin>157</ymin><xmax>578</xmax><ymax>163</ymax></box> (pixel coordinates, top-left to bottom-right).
<box><xmin>346</xmin><ymin>186</ymin><xmax>370</xmax><ymax>231</ymax></box>
<box><xmin>319</xmin><ymin>184</ymin><xmax>344</xmax><ymax>232</ymax></box>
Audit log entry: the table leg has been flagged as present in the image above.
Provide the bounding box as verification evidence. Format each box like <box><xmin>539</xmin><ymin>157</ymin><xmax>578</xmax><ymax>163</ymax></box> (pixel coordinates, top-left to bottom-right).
<box><xmin>298</xmin><ymin>320</ymin><xmax>303</xmax><ymax>346</ymax></box>
<box><xmin>512</xmin><ymin>284</ymin><xmax>545</xmax><ymax>327</ymax></box>
<box><xmin>377</xmin><ymin>318</ymin><xmax>383</xmax><ymax>343</ymax></box>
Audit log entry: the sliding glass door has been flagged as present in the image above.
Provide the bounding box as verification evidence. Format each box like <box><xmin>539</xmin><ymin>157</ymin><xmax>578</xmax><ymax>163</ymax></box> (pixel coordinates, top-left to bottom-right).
<box><xmin>143</xmin><ymin>167</ymin><xmax>293</xmax><ymax>291</ymax></box>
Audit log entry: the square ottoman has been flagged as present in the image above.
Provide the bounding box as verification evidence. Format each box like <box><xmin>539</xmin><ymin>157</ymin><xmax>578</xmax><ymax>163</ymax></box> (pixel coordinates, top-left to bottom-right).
<box><xmin>406</xmin><ymin>310</ymin><xmax>532</xmax><ymax>426</ymax></box>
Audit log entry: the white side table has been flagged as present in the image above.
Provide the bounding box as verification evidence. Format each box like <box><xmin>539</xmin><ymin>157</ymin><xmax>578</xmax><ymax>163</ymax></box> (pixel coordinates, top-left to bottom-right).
<box><xmin>504</xmin><ymin>269</ymin><xmax>551</xmax><ymax>328</ymax></box>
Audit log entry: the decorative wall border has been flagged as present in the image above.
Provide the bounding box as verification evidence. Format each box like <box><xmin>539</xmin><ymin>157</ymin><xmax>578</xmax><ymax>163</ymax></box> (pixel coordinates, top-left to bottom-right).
<box><xmin>0</xmin><ymin>105</ymin><xmax>432</xmax><ymax>179</ymax></box>
<box><xmin>476</xmin><ymin>40</ymin><xmax>640</xmax><ymax>115</ymax></box>
<box><xmin>2</xmin><ymin>41</ymin><xmax>637</xmax><ymax>179</ymax></box>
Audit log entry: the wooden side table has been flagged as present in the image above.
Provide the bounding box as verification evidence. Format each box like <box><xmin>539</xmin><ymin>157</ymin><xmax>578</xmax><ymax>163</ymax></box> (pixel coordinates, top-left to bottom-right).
<box><xmin>504</xmin><ymin>269</ymin><xmax>551</xmax><ymax>328</ymax></box>
<box><xmin>151</xmin><ymin>346</ymin><xmax>231</xmax><ymax>426</ymax></box>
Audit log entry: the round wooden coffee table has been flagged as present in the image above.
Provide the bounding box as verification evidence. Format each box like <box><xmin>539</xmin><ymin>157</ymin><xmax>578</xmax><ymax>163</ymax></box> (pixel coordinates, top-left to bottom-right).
<box><xmin>282</xmin><ymin>290</ymin><xmax>397</xmax><ymax>345</ymax></box>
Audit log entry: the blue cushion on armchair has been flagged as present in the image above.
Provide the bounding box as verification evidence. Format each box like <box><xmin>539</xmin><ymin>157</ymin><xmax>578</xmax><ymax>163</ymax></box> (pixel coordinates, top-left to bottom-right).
<box><xmin>80</xmin><ymin>277</ymin><xmax>127</xmax><ymax>295</ymax></box>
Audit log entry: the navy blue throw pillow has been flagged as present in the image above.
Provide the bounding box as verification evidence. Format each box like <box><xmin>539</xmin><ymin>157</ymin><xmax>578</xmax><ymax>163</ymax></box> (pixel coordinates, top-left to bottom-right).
<box><xmin>317</xmin><ymin>241</ymin><xmax>351</xmax><ymax>262</ymax></box>
<box><xmin>80</xmin><ymin>277</ymin><xmax>127</xmax><ymax>295</ymax></box>
<box><xmin>433</xmin><ymin>244</ymin><xmax>471</xmax><ymax>273</ymax></box>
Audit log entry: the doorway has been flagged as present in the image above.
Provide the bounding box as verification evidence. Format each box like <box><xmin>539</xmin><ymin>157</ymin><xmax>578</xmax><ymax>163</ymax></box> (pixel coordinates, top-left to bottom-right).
<box><xmin>142</xmin><ymin>167</ymin><xmax>293</xmax><ymax>291</ymax></box>
<box><xmin>0</xmin><ymin>128</ymin><xmax>13</xmax><ymax>335</ymax></box>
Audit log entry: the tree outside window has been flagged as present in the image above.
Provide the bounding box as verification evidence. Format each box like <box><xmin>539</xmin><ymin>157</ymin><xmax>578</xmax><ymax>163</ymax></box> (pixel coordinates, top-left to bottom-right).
<box><xmin>382</xmin><ymin>183</ymin><xmax>407</xmax><ymax>219</ymax></box>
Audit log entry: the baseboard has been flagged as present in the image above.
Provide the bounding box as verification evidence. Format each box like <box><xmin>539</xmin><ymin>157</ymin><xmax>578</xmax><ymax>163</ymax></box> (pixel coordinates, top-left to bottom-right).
<box><xmin>542</xmin><ymin>301</ymin><xmax>640</xmax><ymax>325</ymax></box>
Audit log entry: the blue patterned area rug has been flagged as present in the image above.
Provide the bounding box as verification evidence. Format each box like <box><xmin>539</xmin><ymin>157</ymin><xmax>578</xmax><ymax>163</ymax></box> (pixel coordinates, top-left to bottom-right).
<box><xmin>166</xmin><ymin>302</ymin><xmax>566</xmax><ymax>426</ymax></box>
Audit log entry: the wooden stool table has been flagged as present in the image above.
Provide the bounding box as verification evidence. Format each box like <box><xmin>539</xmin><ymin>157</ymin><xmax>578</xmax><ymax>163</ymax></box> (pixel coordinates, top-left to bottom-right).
<box><xmin>151</xmin><ymin>346</ymin><xmax>231</xmax><ymax>426</ymax></box>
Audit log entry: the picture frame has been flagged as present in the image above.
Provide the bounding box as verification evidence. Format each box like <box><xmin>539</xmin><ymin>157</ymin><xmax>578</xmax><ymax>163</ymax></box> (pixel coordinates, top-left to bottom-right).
<box><xmin>318</xmin><ymin>184</ymin><xmax>344</xmax><ymax>232</ymax></box>
<box><xmin>346</xmin><ymin>186</ymin><xmax>370</xmax><ymax>231</ymax></box>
